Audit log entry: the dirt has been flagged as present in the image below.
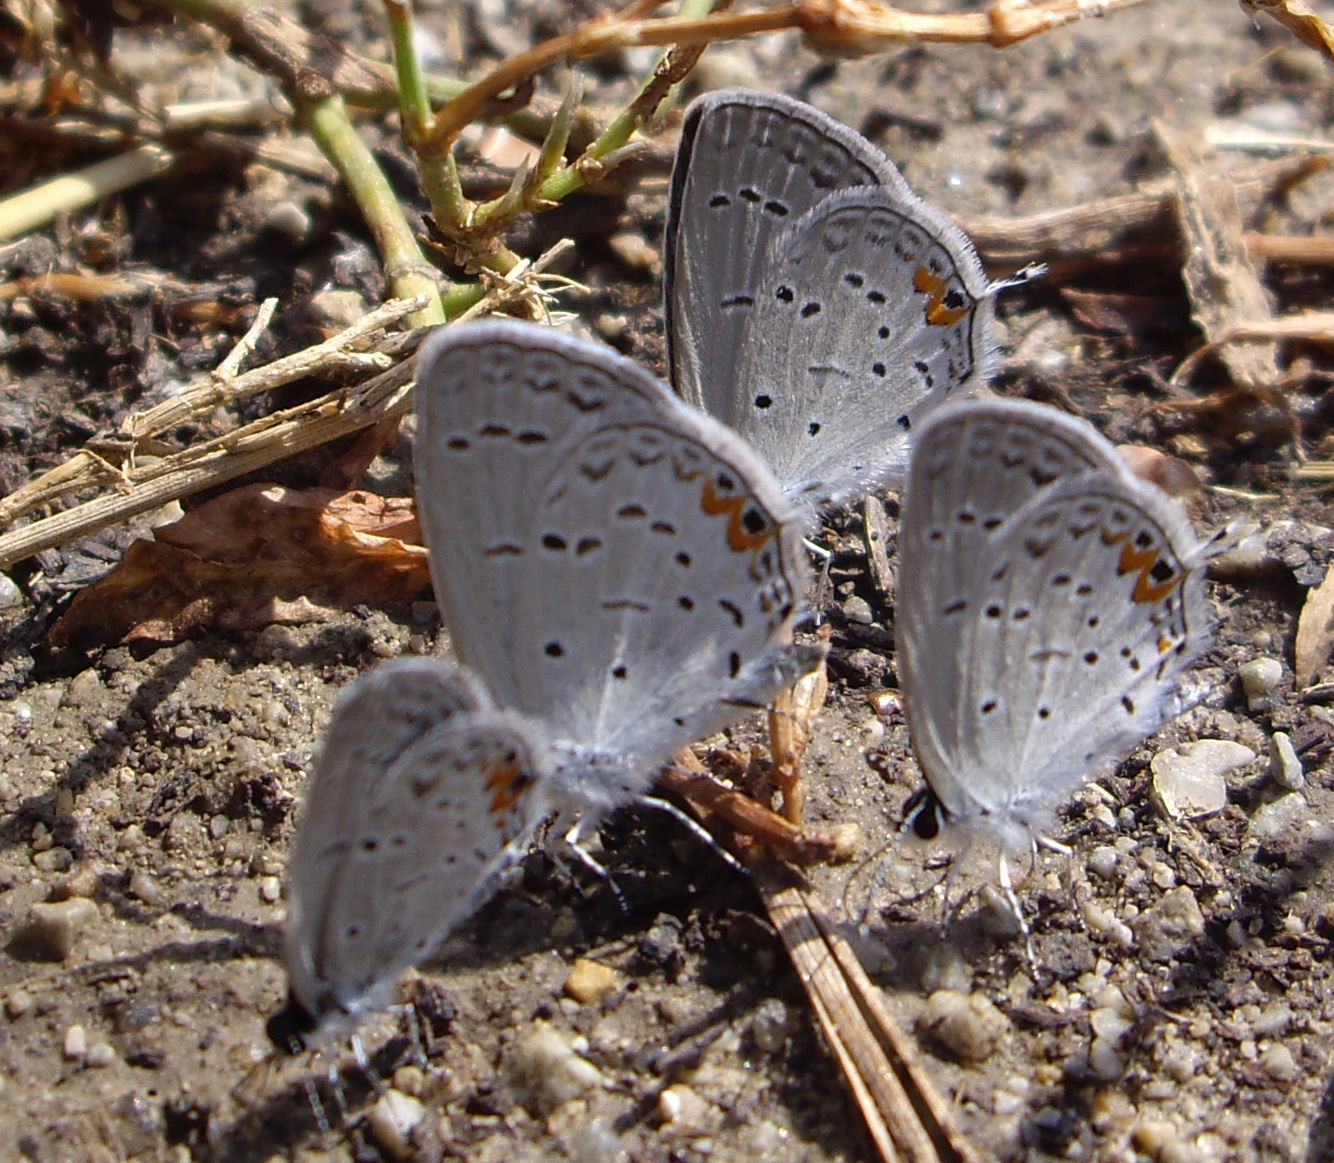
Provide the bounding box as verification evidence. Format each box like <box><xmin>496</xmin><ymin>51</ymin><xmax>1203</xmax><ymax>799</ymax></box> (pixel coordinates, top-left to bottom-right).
<box><xmin>2</xmin><ymin>1</ymin><xmax>1334</xmax><ymax>1161</ymax></box>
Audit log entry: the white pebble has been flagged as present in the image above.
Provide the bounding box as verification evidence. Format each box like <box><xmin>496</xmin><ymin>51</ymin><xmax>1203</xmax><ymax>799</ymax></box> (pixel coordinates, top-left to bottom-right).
<box><xmin>918</xmin><ymin>990</ymin><xmax>1009</xmax><ymax>1063</ymax></box>
<box><xmin>63</xmin><ymin>1024</ymin><xmax>87</xmax><ymax>1061</ymax></box>
<box><xmin>365</xmin><ymin>1089</ymin><xmax>426</xmax><ymax>1161</ymax></box>
<box><xmin>1268</xmin><ymin>732</ymin><xmax>1304</xmax><ymax>790</ymax></box>
<box><xmin>1088</xmin><ymin>1036</ymin><xmax>1124</xmax><ymax>1080</ymax></box>
<box><xmin>86</xmin><ymin>1041</ymin><xmax>117</xmax><ymax>1068</ymax></box>
<box><xmin>507</xmin><ymin>1024</ymin><xmax>605</xmax><ymax>1114</ymax></box>
<box><xmin>1087</xmin><ymin>846</ymin><xmax>1119</xmax><ymax>879</ymax></box>
<box><xmin>1151</xmin><ymin>740</ymin><xmax>1253</xmax><ymax>819</ymax></box>
<box><xmin>1238</xmin><ymin>656</ymin><xmax>1283</xmax><ymax>712</ymax></box>
<box><xmin>1257</xmin><ymin>1041</ymin><xmax>1299</xmax><ymax>1083</ymax></box>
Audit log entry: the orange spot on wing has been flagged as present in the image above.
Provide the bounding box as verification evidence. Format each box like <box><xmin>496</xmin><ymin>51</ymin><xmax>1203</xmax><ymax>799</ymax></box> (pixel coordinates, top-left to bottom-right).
<box><xmin>485</xmin><ymin>762</ymin><xmax>531</xmax><ymax>815</ymax></box>
<box><xmin>1117</xmin><ymin>541</ymin><xmax>1181</xmax><ymax>604</ymax></box>
<box><xmin>701</xmin><ymin>477</ymin><xmax>772</xmax><ymax>553</ymax></box>
<box><xmin>913</xmin><ymin>268</ymin><xmax>969</xmax><ymax>327</ymax></box>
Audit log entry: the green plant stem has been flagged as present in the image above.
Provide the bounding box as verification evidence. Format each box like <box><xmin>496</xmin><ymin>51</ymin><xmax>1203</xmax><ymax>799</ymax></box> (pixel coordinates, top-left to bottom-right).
<box><xmin>302</xmin><ymin>95</ymin><xmax>445</xmax><ymax>328</ymax></box>
<box><xmin>534</xmin><ymin>0</ymin><xmax>717</xmax><ymax>205</ymax></box>
<box><xmin>383</xmin><ymin>0</ymin><xmax>468</xmax><ymax>230</ymax></box>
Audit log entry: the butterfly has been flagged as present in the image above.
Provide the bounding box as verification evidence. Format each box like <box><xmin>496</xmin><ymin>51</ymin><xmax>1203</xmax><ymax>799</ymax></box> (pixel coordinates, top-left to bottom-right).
<box><xmin>269</xmin><ymin>319</ymin><xmax>820</xmax><ymax>1045</ymax></box>
<box><xmin>665</xmin><ymin>87</ymin><xmax>998</xmax><ymax>518</ymax></box>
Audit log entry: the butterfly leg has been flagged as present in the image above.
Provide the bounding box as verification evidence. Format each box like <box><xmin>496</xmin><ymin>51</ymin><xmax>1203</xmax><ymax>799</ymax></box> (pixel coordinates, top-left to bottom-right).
<box><xmin>997</xmin><ymin>851</ymin><xmax>1038</xmax><ymax>978</ymax></box>
<box><xmin>803</xmin><ymin>537</ymin><xmax>834</xmax><ymax>622</ymax></box>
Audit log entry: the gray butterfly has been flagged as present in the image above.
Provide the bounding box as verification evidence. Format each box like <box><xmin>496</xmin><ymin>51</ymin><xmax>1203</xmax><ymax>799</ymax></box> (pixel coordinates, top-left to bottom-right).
<box><xmin>665</xmin><ymin>88</ymin><xmax>998</xmax><ymax>518</ymax></box>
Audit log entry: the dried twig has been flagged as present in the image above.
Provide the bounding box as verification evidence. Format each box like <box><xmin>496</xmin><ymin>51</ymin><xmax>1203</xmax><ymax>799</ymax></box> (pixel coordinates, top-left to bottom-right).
<box><xmin>426</xmin><ymin>0</ymin><xmax>1154</xmax><ymax>150</ymax></box>
<box><xmin>0</xmin><ymin>242</ymin><xmax>576</xmax><ymax>569</ymax></box>
<box><xmin>762</xmin><ymin>877</ymin><xmax>983</xmax><ymax>1163</ymax></box>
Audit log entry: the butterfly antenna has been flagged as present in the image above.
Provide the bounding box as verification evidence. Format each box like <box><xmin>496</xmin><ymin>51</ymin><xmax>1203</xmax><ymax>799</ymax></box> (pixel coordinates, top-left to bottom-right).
<box><xmin>302</xmin><ymin>1070</ymin><xmax>335</xmax><ymax>1139</ymax></box>
<box><xmin>987</xmin><ymin>261</ymin><xmax>1048</xmax><ymax>296</ymax></box>
<box><xmin>637</xmin><ymin>787</ymin><xmax>747</xmax><ymax>874</ymax></box>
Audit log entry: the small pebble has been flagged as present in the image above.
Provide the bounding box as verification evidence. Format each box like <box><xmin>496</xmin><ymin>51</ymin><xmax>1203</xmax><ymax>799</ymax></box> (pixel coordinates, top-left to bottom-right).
<box><xmin>307</xmin><ymin>288</ymin><xmax>368</xmax><ymax>333</ymax></box>
<box><xmin>55</xmin><ymin>865</ymin><xmax>101</xmax><ymax>900</ymax></box>
<box><xmin>63</xmin><ymin>1023</ymin><xmax>87</xmax><ymax>1061</ymax></box>
<box><xmin>5</xmin><ymin>989</ymin><xmax>33</xmax><ymax>1019</ymax></box>
<box><xmin>86</xmin><ymin>1041</ymin><xmax>117</xmax><ymax>1068</ymax></box>
<box><xmin>1238</xmin><ymin>657</ymin><xmax>1283</xmax><ymax>712</ymax></box>
<box><xmin>1088</xmin><ymin>1036</ymin><xmax>1124</xmax><ymax>1081</ymax></box>
<box><xmin>748</xmin><ymin>997</ymin><xmax>795</xmax><ymax>1054</ymax></box>
<box><xmin>1133</xmin><ymin>886</ymin><xmax>1204</xmax><ymax>963</ymax></box>
<box><xmin>15</xmin><ymin>897</ymin><xmax>99</xmax><ymax>961</ymax></box>
<box><xmin>1268</xmin><ymin>731</ymin><xmax>1304</xmax><ymax>790</ymax></box>
<box><xmin>564</xmin><ymin>958</ymin><xmax>623</xmax><ymax>1006</ymax></box>
<box><xmin>657</xmin><ymin>1082</ymin><xmax>711</xmax><ymax>1130</ymax></box>
<box><xmin>0</xmin><ymin>572</ymin><xmax>23</xmax><ymax>608</ymax></box>
<box><xmin>128</xmin><ymin>869</ymin><xmax>167</xmax><ymax>909</ymax></box>
<box><xmin>1088</xmin><ymin>842</ymin><xmax>1120</xmax><ymax>874</ymax></box>
<box><xmin>918</xmin><ymin>989</ymin><xmax>1009</xmax><ymax>1063</ymax></box>
<box><xmin>507</xmin><ymin>1024</ymin><xmax>604</xmax><ymax>1115</ymax></box>
<box><xmin>64</xmin><ymin>668</ymin><xmax>104</xmax><ymax>706</ymax></box>
<box><xmin>1133</xmin><ymin>1120</ymin><xmax>1205</xmax><ymax>1163</ymax></box>
<box><xmin>33</xmin><ymin>847</ymin><xmax>74</xmax><ymax>873</ymax></box>
<box><xmin>365</xmin><ymin>1088</ymin><xmax>426</xmax><ymax>1161</ymax></box>
<box><xmin>1150</xmin><ymin>740</ymin><xmax>1253</xmax><ymax>819</ymax></box>
<box><xmin>842</xmin><ymin>595</ymin><xmax>874</xmax><ymax>625</ymax></box>
<box><xmin>259</xmin><ymin>876</ymin><xmax>282</xmax><ymax>905</ymax></box>
<box><xmin>262</xmin><ymin>199</ymin><xmax>312</xmax><ymax>242</ymax></box>
<box><xmin>1257</xmin><ymin>1041</ymin><xmax>1299</xmax><ymax>1083</ymax></box>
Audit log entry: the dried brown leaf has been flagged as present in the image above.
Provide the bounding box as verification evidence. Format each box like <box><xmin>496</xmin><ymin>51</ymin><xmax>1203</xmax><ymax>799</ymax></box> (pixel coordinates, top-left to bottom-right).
<box><xmin>48</xmin><ymin>485</ymin><xmax>428</xmax><ymax>650</ymax></box>
<box><xmin>1158</xmin><ymin>124</ymin><xmax>1280</xmax><ymax>393</ymax></box>
<box><xmin>1242</xmin><ymin>0</ymin><xmax>1334</xmax><ymax>61</ymax></box>
<box><xmin>1295</xmin><ymin>563</ymin><xmax>1334</xmax><ymax>688</ymax></box>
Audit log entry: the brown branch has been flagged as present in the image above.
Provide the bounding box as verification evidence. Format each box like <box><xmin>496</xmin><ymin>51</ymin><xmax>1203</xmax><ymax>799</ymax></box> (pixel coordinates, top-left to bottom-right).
<box><xmin>425</xmin><ymin>0</ymin><xmax>1154</xmax><ymax>150</ymax></box>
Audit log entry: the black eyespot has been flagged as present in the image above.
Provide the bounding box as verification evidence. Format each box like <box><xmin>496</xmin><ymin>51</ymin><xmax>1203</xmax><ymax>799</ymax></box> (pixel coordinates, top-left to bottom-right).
<box><xmin>544</xmin><ymin>642</ymin><xmax>564</xmax><ymax>657</ymax></box>
<box><xmin>754</xmin><ymin>394</ymin><xmax>772</xmax><ymax>409</ymax></box>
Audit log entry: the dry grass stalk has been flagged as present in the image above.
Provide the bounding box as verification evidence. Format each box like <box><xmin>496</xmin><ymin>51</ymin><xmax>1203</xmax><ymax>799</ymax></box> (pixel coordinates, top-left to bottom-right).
<box><xmin>761</xmin><ymin>878</ymin><xmax>984</xmax><ymax>1163</ymax></box>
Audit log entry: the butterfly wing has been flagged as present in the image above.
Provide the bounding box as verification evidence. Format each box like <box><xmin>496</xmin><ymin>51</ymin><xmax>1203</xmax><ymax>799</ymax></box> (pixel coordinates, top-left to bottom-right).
<box><xmin>898</xmin><ymin>399</ymin><xmax>1211</xmax><ymax>846</ymax></box>
<box><xmin>665</xmin><ymin>88</ymin><xmax>900</xmax><ymax>424</ymax></box>
<box><xmin>733</xmin><ymin>187</ymin><xmax>996</xmax><ymax>510</ymax></box>
<box><xmin>279</xmin><ymin>658</ymin><xmax>546</xmax><ymax>1036</ymax></box>
<box><xmin>414</xmin><ymin>319</ymin><xmax>813</xmax><ymax>791</ymax></box>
